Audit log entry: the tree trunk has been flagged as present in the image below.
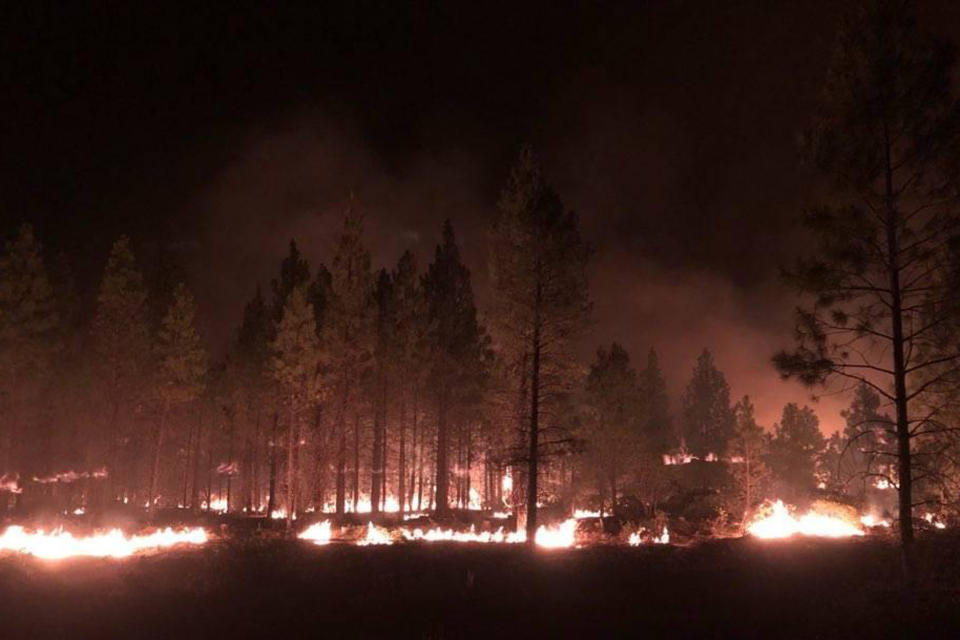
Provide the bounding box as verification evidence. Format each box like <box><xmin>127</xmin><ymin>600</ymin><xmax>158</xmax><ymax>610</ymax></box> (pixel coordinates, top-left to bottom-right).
<box><xmin>352</xmin><ymin>413</ymin><xmax>360</xmax><ymax>511</ymax></box>
<box><xmin>371</xmin><ymin>372</ymin><xmax>385</xmax><ymax>515</ymax></box>
<box><xmin>267</xmin><ymin>411</ymin><xmax>278</xmax><ymax>517</ymax></box>
<box><xmin>398</xmin><ymin>383</ymin><xmax>407</xmax><ymax>516</ymax></box>
<box><xmin>191</xmin><ymin>409</ymin><xmax>204</xmax><ymax>511</ymax></box>
<box><xmin>434</xmin><ymin>388</ymin><xmax>449</xmax><ymax>515</ymax></box>
<box><xmin>148</xmin><ymin>399</ymin><xmax>169</xmax><ymax>515</ymax></box>
<box><xmin>286</xmin><ymin>397</ymin><xmax>295</xmax><ymax>530</ymax></box>
<box><xmin>884</xmin><ymin>138</ymin><xmax>914</xmax><ymax>578</ymax></box>
<box><xmin>526</xmin><ymin>281</ymin><xmax>543</xmax><ymax>543</ymax></box>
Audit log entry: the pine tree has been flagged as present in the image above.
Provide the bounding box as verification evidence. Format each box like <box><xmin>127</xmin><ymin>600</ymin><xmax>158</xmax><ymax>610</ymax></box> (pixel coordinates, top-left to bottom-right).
<box><xmin>639</xmin><ymin>348</ymin><xmax>672</xmax><ymax>456</ymax></box>
<box><xmin>149</xmin><ymin>283</ymin><xmax>206</xmax><ymax>510</ymax></box>
<box><xmin>767</xmin><ymin>403</ymin><xmax>825</xmax><ymax>502</ymax></box>
<box><xmin>271</xmin><ymin>285</ymin><xmax>321</xmax><ymax>527</ymax></box>
<box><xmin>0</xmin><ymin>224</ymin><xmax>58</xmax><ymax>480</ymax></box>
<box><xmin>491</xmin><ymin>147</ymin><xmax>590</xmax><ymax>539</ymax></box>
<box><xmin>583</xmin><ymin>343</ymin><xmax>644</xmax><ymax>516</ymax></box>
<box><xmin>773</xmin><ymin>0</ymin><xmax>960</xmax><ymax>572</ymax></box>
<box><xmin>324</xmin><ymin>207</ymin><xmax>374</xmax><ymax>515</ymax></box>
<box><xmin>423</xmin><ymin>220</ymin><xmax>487</xmax><ymax>516</ymax></box>
<box><xmin>680</xmin><ymin>349</ymin><xmax>735</xmax><ymax>458</ymax></box>
<box><xmin>392</xmin><ymin>250</ymin><xmax>424</xmax><ymax>514</ymax></box>
<box><xmin>370</xmin><ymin>269</ymin><xmax>395</xmax><ymax>514</ymax></box>
<box><xmin>728</xmin><ymin>396</ymin><xmax>770</xmax><ymax>525</ymax></box>
<box><xmin>91</xmin><ymin>235</ymin><xmax>150</xmax><ymax>499</ymax></box>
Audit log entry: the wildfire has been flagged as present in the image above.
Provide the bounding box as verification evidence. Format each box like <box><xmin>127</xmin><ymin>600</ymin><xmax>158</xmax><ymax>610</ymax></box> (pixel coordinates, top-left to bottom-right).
<box><xmin>534</xmin><ymin>518</ymin><xmax>577</xmax><ymax>548</ymax></box>
<box><xmin>573</xmin><ymin>509</ymin><xmax>600</xmax><ymax>519</ymax></box>
<box><xmin>299</xmin><ymin>521</ymin><xmax>332</xmax><ymax>545</ymax></box>
<box><xmin>0</xmin><ymin>526</ymin><xmax>208</xmax><ymax>560</ymax></box>
<box><xmin>746</xmin><ymin>500</ymin><xmax>864</xmax><ymax>539</ymax></box>
<box><xmin>628</xmin><ymin>527</ymin><xmax>670</xmax><ymax>546</ymax></box>
<box><xmin>923</xmin><ymin>512</ymin><xmax>947</xmax><ymax>529</ymax></box>
<box><xmin>402</xmin><ymin>526</ymin><xmax>522</xmax><ymax>544</ymax></box>
<box><xmin>356</xmin><ymin>522</ymin><xmax>393</xmax><ymax>546</ymax></box>
<box><xmin>33</xmin><ymin>468</ymin><xmax>108</xmax><ymax>484</ymax></box>
<box><xmin>860</xmin><ymin>514</ymin><xmax>891</xmax><ymax>528</ymax></box>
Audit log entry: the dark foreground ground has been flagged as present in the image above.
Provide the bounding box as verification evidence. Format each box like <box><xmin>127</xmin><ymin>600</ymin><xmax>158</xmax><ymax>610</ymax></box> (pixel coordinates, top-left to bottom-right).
<box><xmin>1</xmin><ymin>534</ymin><xmax>959</xmax><ymax>639</ymax></box>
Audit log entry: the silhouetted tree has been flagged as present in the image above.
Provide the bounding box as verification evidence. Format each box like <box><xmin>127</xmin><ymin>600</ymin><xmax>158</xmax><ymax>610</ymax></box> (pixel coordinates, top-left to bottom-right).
<box><xmin>728</xmin><ymin>396</ymin><xmax>770</xmax><ymax>525</ymax></box>
<box><xmin>423</xmin><ymin>220</ymin><xmax>487</xmax><ymax>515</ymax></box>
<box><xmin>0</xmin><ymin>225</ymin><xmax>58</xmax><ymax>489</ymax></box>
<box><xmin>491</xmin><ymin>147</ymin><xmax>590</xmax><ymax>540</ymax></box>
<box><xmin>767</xmin><ymin>403</ymin><xmax>824</xmax><ymax>502</ymax></box>
<box><xmin>583</xmin><ymin>343</ymin><xmax>644</xmax><ymax>516</ymax></box>
<box><xmin>271</xmin><ymin>285</ymin><xmax>321</xmax><ymax>527</ymax></box>
<box><xmin>149</xmin><ymin>283</ymin><xmax>206</xmax><ymax>511</ymax></box>
<box><xmin>680</xmin><ymin>350</ymin><xmax>735</xmax><ymax>458</ymax></box>
<box><xmin>774</xmin><ymin>0</ymin><xmax>960</xmax><ymax>571</ymax></box>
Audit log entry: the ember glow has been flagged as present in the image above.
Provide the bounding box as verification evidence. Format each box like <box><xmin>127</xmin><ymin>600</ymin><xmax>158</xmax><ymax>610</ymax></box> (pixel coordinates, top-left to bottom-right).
<box><xmin>746</xmin><ymin>500</ymin><xmax>864</xmax><ymax>539</ymax></box>
<box><xmin>0</xmin><ymin>526</ymin><xmax>208</xmax><ymax>559</ymax></box>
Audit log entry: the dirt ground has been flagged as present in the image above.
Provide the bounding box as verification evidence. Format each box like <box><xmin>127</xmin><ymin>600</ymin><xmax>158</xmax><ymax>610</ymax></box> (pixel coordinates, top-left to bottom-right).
<box><xmin>0</xmin><ymin>534</ymin><xmax>958</xmax><ymax>639</ymax></box>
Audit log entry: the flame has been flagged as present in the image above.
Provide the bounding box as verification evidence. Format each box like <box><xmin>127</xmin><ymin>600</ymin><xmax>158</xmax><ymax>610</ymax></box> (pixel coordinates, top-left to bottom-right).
<box><xmin>860</xmin><ymin>514</ymin><xmax>890</xmax><ymax>528</ymax></box>
<box><xmin>573</xmin><ymin>509</ymin><xmax>600</xmax><ymax>519</ymax></box>
<box><xmin>299</xmin><ymin>521</ymin><xmax>332</xmax><ymax>545</ymax></box>
<box><xmin>746</xmin><ymin>500</ymin><xmax>864</xmax><ymax>539</ymax></box>
<box><xmin>628</xmin><ymin>526</ymin><xmax>670</xmax><ymax>546</ymax></box>
<box><xmin>33</xmin><ymin>468</ymin><xmax>108</xmax><ymax>484</ymax></box>
<box><xmin>356</xmin><ymin>522</ymin><xmax>393</xmax><ymax>546</ymax></box>
<box><xmin>206</xmin><ymin>498</ymin><xmax>228</xmax><ymax>513</ymax></box>
<box><xmin>923</xmin><ymin>512</ymin><xmax>947</xmax><ymax>529</ymax></box>
<box><xmin>0</xmin><ymin>526</ymin><xmax>208</xmax><ymax>560</ymax></box>
<box><xmin>533</xmin><ymin>518</ymin><xmax>577</xmax><ymax>548</ymax></box>
<box><xmin>402</xmin><ymin>526</ymin><xmax>522</xmax><ymax>544</ymax></box>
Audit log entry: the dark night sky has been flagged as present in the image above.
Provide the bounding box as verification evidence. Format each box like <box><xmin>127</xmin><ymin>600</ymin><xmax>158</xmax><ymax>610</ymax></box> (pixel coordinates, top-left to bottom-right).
<box><xmin>4</xmin><ymin>1</ymin><xmax>960</xmax><ymax>431</ymax></box>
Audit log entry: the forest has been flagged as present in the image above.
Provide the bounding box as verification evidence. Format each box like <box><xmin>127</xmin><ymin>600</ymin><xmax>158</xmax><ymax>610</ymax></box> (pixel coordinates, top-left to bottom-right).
<box><xmin>2</xmin><ymin>0</ymin><xmax>960</xmax><ymax>580</ymax></box>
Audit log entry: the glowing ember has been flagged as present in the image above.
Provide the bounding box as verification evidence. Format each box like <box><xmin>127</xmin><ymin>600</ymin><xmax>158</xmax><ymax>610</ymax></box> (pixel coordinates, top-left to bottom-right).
<box><xmin>356</xmin><ymin>522</ymin><xmax>393</xmax><ymax>546</ymax></box>
<box><xmin>534</xmin><ymin>518</ymin><xmax>577</xmax><ymax>548</ymax></box>
<box><xmin>299</xmin><ymin>521</ymin><xmax>332</xmax><ymax>545</ymax></box>
<box><xmin>0</xmin><ymin>526</ymin><xmax>208</xmax><ymax>559</ymax></box>
<box><xmin>746</xmin><ymin>500</ymin><xmax>864</xmax><ymax>539</ymax></box>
